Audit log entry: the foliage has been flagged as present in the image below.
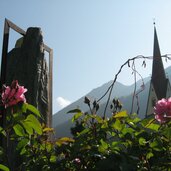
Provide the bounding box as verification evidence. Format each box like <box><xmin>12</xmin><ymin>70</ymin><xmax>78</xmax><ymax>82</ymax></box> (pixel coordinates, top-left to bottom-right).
<box><xmin>1</xmin><ymin>83</ymin><xmax>171</xmax><ymax>170</ymax></box>
<box><xmin>66</xmin><ymin>100</ymin><xmax>171</xmax><ymax>171</ymax></box>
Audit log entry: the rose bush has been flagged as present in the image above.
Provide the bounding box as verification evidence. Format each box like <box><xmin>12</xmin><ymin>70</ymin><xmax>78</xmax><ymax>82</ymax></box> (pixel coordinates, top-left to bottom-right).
<box><xmin>0</xmin><ymin>82</ymin><xmax>171</xmax><ymax>170</ymax></box>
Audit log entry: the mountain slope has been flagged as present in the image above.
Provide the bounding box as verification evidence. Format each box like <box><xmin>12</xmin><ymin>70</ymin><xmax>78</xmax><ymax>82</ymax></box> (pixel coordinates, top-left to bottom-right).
<box><xmin>52</xmin><ymin>80</ymin><xmax>145</xmax><ymax>127</ymax></box>
<box><xmin>53</xmin><ymin>66</ymin><xmax>171</xmax><ymax>137</ymax></box>
<box><xmin>53</xmin><ymin>81</ymin><xmax>150</xmax><ymax>137</ymax></box>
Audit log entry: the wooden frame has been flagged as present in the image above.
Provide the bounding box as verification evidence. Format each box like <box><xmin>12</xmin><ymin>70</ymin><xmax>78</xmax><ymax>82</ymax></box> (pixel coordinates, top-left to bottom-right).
<box><xmin>0</xmin><ymin>18</ymin><xmax>53</xmax><ymax>127</ymax></box>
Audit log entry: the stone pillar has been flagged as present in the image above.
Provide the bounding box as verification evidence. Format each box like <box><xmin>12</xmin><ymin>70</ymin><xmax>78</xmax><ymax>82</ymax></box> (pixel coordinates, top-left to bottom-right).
<box><xmin>6</xmin><ymin>27</ymin><xmax>49</xmax><ymax>125</ymax></box>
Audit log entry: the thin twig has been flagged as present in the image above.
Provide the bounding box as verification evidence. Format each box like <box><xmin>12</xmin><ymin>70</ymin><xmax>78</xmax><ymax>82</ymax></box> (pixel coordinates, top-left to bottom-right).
<box><xmin>97</xmin><ymin>54</ymin><xmax>170</xmax><ymax>119</ymax></box>
<box><xmin>130</xmin><ymin>60</ymin><xmax>137</xmax><ymax>114</ymax></box>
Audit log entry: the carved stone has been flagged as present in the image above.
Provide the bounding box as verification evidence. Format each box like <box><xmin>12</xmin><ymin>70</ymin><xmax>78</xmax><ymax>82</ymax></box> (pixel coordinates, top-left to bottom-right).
<box><xmin>6</xmin><ymin>27</ymin><xmax>49</xmax><ymax>124</ymax></box>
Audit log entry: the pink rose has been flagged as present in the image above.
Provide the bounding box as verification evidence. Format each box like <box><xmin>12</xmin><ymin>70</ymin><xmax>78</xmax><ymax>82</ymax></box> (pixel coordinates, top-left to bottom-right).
<box><xmin>154</xmin><ymin>98</ymin><xmax>171</xmax><ymax>123</ymax></box>
<box><xmin>73</xmin><ymin>158</ymin><xmax>81</xmax><ymax>164</ymax></box>
<box><xmin>155</xmin><ymin>112</ymin><xmax>167</xmax><ymax>123</ymax></box>
<box><xmin>154</xmin><ymin>98</ymin><xmax>167</xmax><ymax>114</ymax></box>
<box><xmin>2</xmin><ymin>80</ymin><xmax>27</xmax><ymax>108</ymax></box>
<box><xmin>167</xmin><ymin>98</ymin><xmax>171</xmax><ymax>117</ymax></box>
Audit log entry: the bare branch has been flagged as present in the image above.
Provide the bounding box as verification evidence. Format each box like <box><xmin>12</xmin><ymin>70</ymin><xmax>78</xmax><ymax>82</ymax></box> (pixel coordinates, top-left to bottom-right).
<box><xmin>97</xmin><ymin>54</ymin><xmax>170</xmax><ymax>119</ymax></box>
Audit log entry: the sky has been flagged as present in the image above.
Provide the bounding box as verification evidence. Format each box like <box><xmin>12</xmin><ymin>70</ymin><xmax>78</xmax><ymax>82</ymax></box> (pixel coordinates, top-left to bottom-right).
<box><xmin>1</xmin><ymin>1</ymin><xmax>171</xmax><ymax>113</ymax></box>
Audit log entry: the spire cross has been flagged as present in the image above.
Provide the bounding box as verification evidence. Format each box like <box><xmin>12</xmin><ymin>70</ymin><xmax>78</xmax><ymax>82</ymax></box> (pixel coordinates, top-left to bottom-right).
<box><xmin>153</xmin><ymin>18</ymin><xmax>156</xmax><ymax>26</ymax></box>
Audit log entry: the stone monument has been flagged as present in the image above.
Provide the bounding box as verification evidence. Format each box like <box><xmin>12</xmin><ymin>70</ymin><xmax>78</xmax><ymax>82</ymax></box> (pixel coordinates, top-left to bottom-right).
<box><xmin>6</xmin><ymin>27</ymin><xmax>49</xmax><ymax>124</ymax></box>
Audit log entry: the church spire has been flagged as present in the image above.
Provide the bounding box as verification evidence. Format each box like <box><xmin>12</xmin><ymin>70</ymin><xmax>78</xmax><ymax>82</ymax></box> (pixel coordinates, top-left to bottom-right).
<box><xmin>151</xmin><ymin>25</ymin><xmax>167</xmax><ymax>99</ymax></box>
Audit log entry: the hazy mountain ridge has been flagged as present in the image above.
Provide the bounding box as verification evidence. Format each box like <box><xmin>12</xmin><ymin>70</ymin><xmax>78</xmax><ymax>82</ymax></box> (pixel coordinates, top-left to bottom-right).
<box><xmin>53</xmin><ymin>66</ymin><xmax>171</xmax><ymax>137</ymax></box>
<box><xmin>53</xmin><ymin>80</ymin><xmax>144</xmax><ymax>126</ymax></box>
<box><xmin>53</xmin><ymin>81</ymin><xmax>150</xmax><ymax>137</ymax></box>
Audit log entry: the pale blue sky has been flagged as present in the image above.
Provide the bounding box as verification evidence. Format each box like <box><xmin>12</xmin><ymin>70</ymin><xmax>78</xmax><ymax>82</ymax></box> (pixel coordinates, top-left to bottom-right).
<box><xmin>1</xmin><ymin>1</ymin><xmax>171</xmax><ymax>113</ymax></box>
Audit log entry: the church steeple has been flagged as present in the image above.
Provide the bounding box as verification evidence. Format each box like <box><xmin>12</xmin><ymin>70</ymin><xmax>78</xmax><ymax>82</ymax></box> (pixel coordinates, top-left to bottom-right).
<box><xmin>146</xmin><ymin>24</ymin><xmax>171</xmax><ymax>117</ymax></box>
<box><xmin>151</xmin><ymin>26</ymin><xmax>167</xmax><ymax>99</ymax></box>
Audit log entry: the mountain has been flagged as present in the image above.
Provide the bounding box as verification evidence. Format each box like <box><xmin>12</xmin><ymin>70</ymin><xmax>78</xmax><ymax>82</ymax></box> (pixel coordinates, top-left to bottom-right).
<box><xmin>53</xmin><ymin>66</ymin><xmax>171</xmax><ymax>138</ymax></box>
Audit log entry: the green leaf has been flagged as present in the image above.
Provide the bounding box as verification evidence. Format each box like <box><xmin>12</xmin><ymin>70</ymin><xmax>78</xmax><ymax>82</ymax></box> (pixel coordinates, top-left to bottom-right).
<box><xmin>26</xmin><ymin>104</ymin><xmax>41</xmax><ymax>117</ymax></box>
<box><xmin>98</xmin><ymin>139</ymin><xmax>108</xmax><ymax>153</ymax></box>
<box><xmin>101</xmin><ymin>120</ymin><xmax>108</xmax><ymax>128</ymax></box>
<box><xmin>56</xmin><ymin>137</ymin><xmax>75</xmax><ymax>146</ymax></box>
<box><xmin>139</xmin><ymin>137</ymin><xmax>146</xmax><ymax>146</ymax></box>
<box><xmin>146</xmin><ymin>123</ymin><xmax>160</xmax><ymax>131</ymax></box>
<box><xmin>150</xmin><ymin>139</ymin><xmax>163</xmax><ymax>151</ymax></box>
<box><xmin>20</xmin><ymin>147</ymin><xmax>27</xmax><ymax>155</ymax></box>
<box><xmin>0</xmin><ymin>127</ymin><xmax>3</xmax><ymax>132</ymax></box>
<box><xmin>16</xmin><ymin>138</ymin><xmax>29</xmax><ymax>151</ymax></box>
<box><xmin>58</xmin><ymin>137</ymin><xmax>75</xmax><ymax>142</ymax></box>
<box><xmin>0</xmin><ymin>164</ymin><xmax>9</xmax><ymax>171</ymax></box>
<box><xmin>95</xmin><ymin>115</ymin><xmax>103</xmax><ymax>123</ymax></box>
<box><xmin>21</xmin><ymin>103</ymin><xmax>27</xmax><ymax>113</ymax></box>
<box><xmin>25</xmin><ymin>114</ymin><xmax>42</xmax><ymax>135</ymax></box>
<box><xmin>122</xmin><ymin>127</ymin><xmax>134</xmax><ymax>135</ymax></box>
<box><xmin>132</xmin><ymin>117</ymin><xmax>141</xmax><ymax>123</ymax></box>
<box><xmin>146</xmin><ymin>152</ymin><xmax>154</xmax><ymax>159</ymax></box>
<box><xmin>0</xmin><ymin>127</ymin><xmax>5</xmax><ymax>136</ymax></box>
<box><xmin>67</xmin><ymin>109</ymin><xmax>82</xmax><ymax>114</ymax></box>
<box><xmin>13</xmin><ymin>124</ymin><xmax>25</xmax><ymax>136</ymax></box>
<box><xmin>50</xmin><ymin>155</ymin><xmax>57</xmax><ymax>163</ymax></box>
<box><xmin>78</xmin><ymin>128</ymin><xmax>89</xmax><ymax>136</ymax></box>
<box><xmin>81</xmin><ymin>145</ymin><xmax>91</xmax><ymax>151</ymax></box>
<box><xmin>43</xmin><ymin>127</ymin><xmax>54</xmax><ymax>133</ymax></box>
<box><xmin>100</xmin><ymin>139</ymin><xmax>108</xmax><ymax>149</ymax></box>
<box><xmin>22</xmin><ymin>122</ymin><xmax>33</xmax><ymax>135</ymax></box>
<box><xmin>113</xmin><ymin>110</ymin><xmax>128</xmax><ymax>118</ymax></box>
<box><xmin>129</xmin><ymin>113</ymin><xmax>141</xmax><ymax>123</ymax></box>
<box><xmin>163</xmin><ymin>127</ymin><xmax>171</xmax><ymax>140</ymax></box>
<box><xmin>111</xmin><ymin>141</ymin><xmax>120</xmax><ymax>151</ymax></box>
<box><xmin>141</xmin><ymin>117</ymin><xmax>154</xmax><ymax>127</ymax></box>
<box><xmin>72</xmin><ymin>112</ymin><xmax>83</xmax><ymax>122</ymax></box>
<box><xmin>149</xmin><ymin>140</ymin><xmax>158</xmax><ymax>148</ymax></box>
<box><xmin>112</xmin><ymin>119</ymin><xmax>123</xmax><ymax>131</ymax></box>
<box><xmin>144</xmin><ymin>118</ymin><xmax>159</xmax><ymax>131</ymax></box>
